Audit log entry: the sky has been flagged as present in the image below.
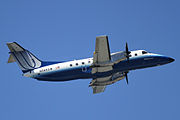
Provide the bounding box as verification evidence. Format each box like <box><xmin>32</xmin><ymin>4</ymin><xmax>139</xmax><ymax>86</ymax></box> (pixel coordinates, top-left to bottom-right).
<box><xmin>0</xmin><ymin>0</ymin><xmax>179</xmax><ymax>120</ymax></box>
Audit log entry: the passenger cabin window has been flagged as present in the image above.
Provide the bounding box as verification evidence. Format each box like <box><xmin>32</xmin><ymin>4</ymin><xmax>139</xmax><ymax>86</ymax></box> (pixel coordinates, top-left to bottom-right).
<box><xmin>88</xmin><ymin>61</ymin><xmax>91</xmax><ymax>63</ymax></box>
<box><xmin>70</xmin><ymin>64</ymin><xmax>72</xmax><ymax>67</ymax></box>
<box><xmin>142</xmin><ymin>51</ymin><xmax>148</xmax><ymax>54</ymax></box>
<box><xmin>82</xmin><ymin>62</ymin><xmax>85</xmax><ymax>65</ymax></box>
<box><xmin>135</xmin><ymin>53</ymin><xmax>137</xmax><ymax>56</ymax></box>
<box><xmin>76</xmin><ymin>63</ymin><xmax>78</xmax><ymax>66</ymax></box>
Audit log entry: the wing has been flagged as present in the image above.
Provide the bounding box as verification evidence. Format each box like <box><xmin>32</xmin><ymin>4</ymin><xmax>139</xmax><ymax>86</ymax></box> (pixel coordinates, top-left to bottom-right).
<box><xmin>92</xmin><ymin>36</ymin><xmax>113</xmax><ymax>73</ymax></box>
<box><xmin>90</xmin><ymin>76</ymin><xmax>111</xmax><ymax>94</ymax></box>
<box><xmin>93</xmin><ymin>35</ymin><xmax>111</xmax><ymax>64</ymax></box>
<box><xmin>90</xmin><ymin>36</ymin><xmax>113</xmax><ymax>94</ymax></box>
<box><xmin>90</xmin><ymin>73</ymin><xmax>125</xmax><ymax>94</ymax></box>
<box><xmin>90</xmin><ymin>36</ymin><xmax>126</xmax><ymax>94</ymax></box>
<box><xmin>92</xmin><ymin>86</ymin><xmax>106</xmax><ymax>94</ymax></box>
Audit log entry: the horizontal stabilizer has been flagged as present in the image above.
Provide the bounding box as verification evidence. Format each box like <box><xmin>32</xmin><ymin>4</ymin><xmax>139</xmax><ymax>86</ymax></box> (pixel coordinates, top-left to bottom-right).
<box><xmin>7</xmin><ymin>42</ymin><xmax>25</xmax><ymax>52</ymax></box>
<box><xmin>7</xmin><ymin>54</ymin><xmax>16</xmax><ymax>63</ymax></box>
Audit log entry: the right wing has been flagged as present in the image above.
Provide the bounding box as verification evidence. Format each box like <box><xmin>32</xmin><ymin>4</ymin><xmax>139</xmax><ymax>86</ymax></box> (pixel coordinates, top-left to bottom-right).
<box><xmin>90</xmin><ymin>76</ymin><xmax>112</xmax><ymax>94</ymax></box>
<box><xmin>90</xmin><ymin>73</ymin><xmax>125</xmax><ymax>94</ymax></box>
<box><xmin>92</xmin><ymin>86</ymin><xmax>106</xmax><ymax>94</ymax></box>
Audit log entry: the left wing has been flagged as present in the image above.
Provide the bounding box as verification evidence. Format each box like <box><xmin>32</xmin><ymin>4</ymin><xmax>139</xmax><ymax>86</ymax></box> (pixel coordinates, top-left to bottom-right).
<box><xmin>93</xmin><ymin>35</ymin><xmax>111</xmax><ymax>63</ymax></box>
<box><xmin>92</xmin><ymin>36</ymin><xmax>113</xmax><ymax>74</ymax></box>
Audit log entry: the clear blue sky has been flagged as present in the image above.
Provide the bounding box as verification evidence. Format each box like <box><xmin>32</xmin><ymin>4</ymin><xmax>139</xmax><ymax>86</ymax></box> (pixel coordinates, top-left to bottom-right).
<box><xmin>0</xmin><ymin>0</ymin><xmax>179</xmax><ymax>120</ymax></box>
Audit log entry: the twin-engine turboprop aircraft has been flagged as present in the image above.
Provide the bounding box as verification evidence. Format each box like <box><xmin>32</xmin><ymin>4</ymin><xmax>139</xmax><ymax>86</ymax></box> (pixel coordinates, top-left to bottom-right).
<box><xmin>7</xmin><ymin>36</ymin><xmax>174</xmax><ymax>94</ymax></box>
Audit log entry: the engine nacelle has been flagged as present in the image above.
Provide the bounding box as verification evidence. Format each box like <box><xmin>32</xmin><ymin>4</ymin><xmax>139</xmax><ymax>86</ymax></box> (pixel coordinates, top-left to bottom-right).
<box><xmin>111</xmin><ymin>51</ymin><xmax>126</xmax><ymax>64</ymax></box>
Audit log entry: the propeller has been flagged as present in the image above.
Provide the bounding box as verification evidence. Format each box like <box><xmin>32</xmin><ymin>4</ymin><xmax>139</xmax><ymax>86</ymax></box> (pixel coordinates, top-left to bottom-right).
<box><xmin>125</xmin><ymin>42</ymin><xmax>131</xmax><ymax>61</ymax></box>
<box><xmin>125</xmin><ymin>42</ymin><xmax>130</xmax><ymax>84</ymax></box>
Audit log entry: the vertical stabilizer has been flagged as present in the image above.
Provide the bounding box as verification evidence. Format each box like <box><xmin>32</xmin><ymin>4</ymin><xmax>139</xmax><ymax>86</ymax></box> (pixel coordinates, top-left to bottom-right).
<box><xmin>7</xmin><ymin>42</ymin><xmax>42</xmax><ymax>73</ymax></box>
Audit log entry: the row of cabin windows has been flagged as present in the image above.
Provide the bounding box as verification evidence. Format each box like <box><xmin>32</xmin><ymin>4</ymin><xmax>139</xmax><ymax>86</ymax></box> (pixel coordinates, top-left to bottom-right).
<box><xmin>39</xmin><ymin>60</ymin><xmax>93</xmax><ymax>71</ymax></box>
<box><xmin>40</xmin><ymin>68</ymin><xmax>52</xmax><ymax>72</ymax></box>
<box><xmin>70</xmin><ymin>61</ymin><xmax>91</xmax><ymax>67</ymax></box>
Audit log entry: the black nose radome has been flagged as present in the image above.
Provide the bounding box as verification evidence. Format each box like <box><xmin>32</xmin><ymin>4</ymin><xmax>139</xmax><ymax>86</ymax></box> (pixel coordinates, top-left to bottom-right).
<box><xmin>168</xmin><ymin>57</ymin><xmax>175</xmax><ymax>63</ymax></box>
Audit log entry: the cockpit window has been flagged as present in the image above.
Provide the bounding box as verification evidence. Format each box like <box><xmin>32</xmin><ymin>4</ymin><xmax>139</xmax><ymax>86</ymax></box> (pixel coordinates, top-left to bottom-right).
<box><xmin>142</xmin><ymin>51</ymin><xmax>148</xmax><ymax>54</ymax></box>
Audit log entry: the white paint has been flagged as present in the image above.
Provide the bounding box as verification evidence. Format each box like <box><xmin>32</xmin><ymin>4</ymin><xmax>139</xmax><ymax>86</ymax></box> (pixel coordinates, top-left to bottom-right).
<box><xmin>23</xmin><ymin>50</ymin><xmax>158</xmax><ymax>78</ymax></box>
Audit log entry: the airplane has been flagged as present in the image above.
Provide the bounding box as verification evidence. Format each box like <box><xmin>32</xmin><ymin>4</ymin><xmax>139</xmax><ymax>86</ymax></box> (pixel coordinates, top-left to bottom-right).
<box><xmin>7</xmin><ymin>36</ymin><xmax>175</xmax><ymax>94</ymax></box>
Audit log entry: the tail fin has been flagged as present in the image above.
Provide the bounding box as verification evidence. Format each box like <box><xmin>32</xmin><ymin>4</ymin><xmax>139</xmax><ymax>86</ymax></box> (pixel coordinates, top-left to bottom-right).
<box><xmin>7</xmin><ymin>42</ymin><xmax>42</xmax><ymax>73</ymax></box>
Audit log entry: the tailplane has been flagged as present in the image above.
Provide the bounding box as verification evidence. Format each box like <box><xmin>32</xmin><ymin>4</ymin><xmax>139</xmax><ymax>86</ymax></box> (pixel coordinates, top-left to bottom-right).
<box><xmin>7</xmin><ymin>42</ymin><xmax>42</xmax><ymax>73</ymax></box>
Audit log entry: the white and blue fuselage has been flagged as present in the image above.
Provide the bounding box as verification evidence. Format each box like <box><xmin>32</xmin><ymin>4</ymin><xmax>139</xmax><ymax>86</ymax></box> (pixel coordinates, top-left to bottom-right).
<box><xmin>23</xmin><ymin>50</ymin><xmax>174</xmax><ymax>81</ymax></box>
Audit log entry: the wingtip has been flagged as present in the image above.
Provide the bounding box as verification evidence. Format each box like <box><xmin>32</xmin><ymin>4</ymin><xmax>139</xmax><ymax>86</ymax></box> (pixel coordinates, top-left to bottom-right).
<box><xmin>97</xmin><ymin>35</ymin><xmax>108</xmax><ymax>38</ymax></box>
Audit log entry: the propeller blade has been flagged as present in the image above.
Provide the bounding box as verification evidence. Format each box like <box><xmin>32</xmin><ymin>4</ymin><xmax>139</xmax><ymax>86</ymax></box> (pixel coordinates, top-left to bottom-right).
<box><xmin>125</xmin><ymin>42</ymin><xmax>130</xmax><ymax>61</ymax></box>
<box><xmin>125</xmin><ymin>42</ymin><xmax>130</xmax><ymax>84</ymax></box>
<box><xmin>126</xmin><ymin>42</ymin><xmax>129</xmax><ymax>53</ymax></box>
<box><xmin>125</xmin><ymin>72</ymin><xmax>128</xmax><ymax>84</ymax></box>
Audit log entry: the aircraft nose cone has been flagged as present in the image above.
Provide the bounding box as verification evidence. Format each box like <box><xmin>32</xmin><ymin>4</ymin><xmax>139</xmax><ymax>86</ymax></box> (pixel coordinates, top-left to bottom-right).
<box><xmin>168</xmin><ymin>57</ymin><xmax>175</xmax><ymax>63</ymax></box>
